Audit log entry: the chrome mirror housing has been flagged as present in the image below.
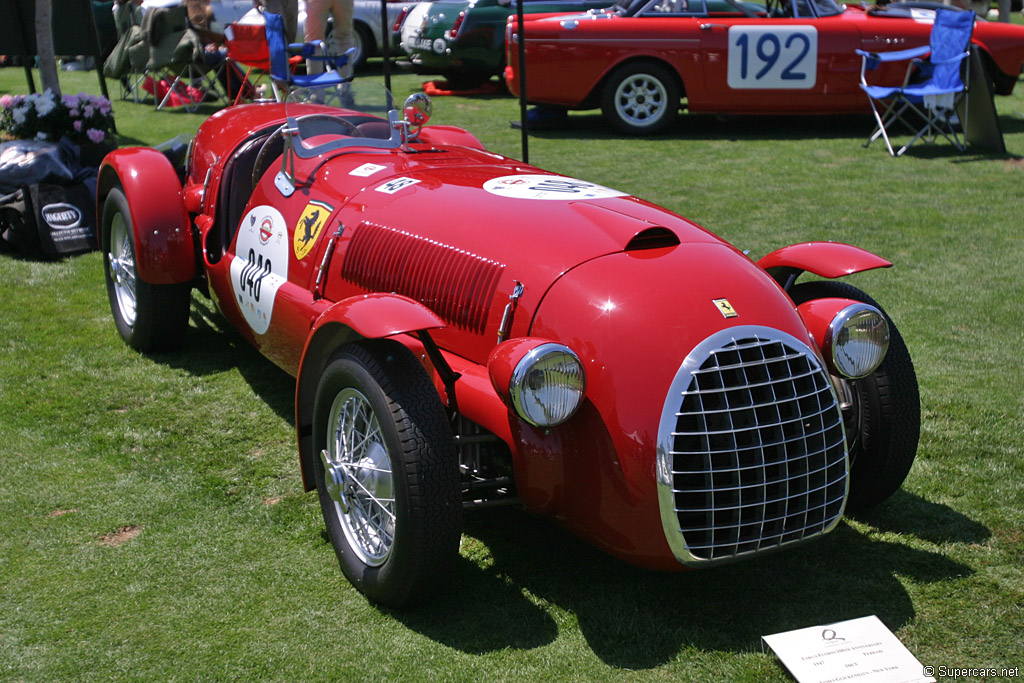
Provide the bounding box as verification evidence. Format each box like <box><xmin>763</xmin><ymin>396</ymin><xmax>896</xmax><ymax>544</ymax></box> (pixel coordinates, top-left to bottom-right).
<box><xmin>403</xmin><ymin>93</ymin><xmax>432</xmax><ymax>136</ymax></box>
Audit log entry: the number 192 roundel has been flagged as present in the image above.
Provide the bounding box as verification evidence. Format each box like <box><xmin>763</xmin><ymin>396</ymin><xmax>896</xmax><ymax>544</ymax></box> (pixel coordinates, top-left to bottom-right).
<box><xmin>505</xmin><ymin>0</ymin><xmax>1024</xmax><ymax>134</ymax></box>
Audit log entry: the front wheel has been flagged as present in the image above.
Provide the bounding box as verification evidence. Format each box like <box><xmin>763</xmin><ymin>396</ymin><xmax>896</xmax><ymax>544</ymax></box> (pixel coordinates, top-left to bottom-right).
<box><xmin>601</xmin><ymin>62</ymin><xmax>680</xmax><ymax>135</ymax></box>
<box><xmin>313</xmin><ymin>342</ymin><xmax>462</xmax><ymax>607</ymax></box>
<box><xmin>789</xmin><ymin>281</ymin><xmax>921</xmax><ymax>512</ymax></box>
<box><xmin>101</xmin><ymin>187</ymin><xmax>190</xmax><ymax>352</ymax></box>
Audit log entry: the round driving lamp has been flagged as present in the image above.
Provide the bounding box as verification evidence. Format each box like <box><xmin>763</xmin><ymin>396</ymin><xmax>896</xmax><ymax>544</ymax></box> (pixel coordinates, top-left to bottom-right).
<box><xmin>826</xmin><ymin>304</ymin><xmax>889</xmax><ymax>379</ymax></box>
<box><xmin>508</xmin><ymin>343</ymin><xmax>586</xmax><ymax>427</ymax></box>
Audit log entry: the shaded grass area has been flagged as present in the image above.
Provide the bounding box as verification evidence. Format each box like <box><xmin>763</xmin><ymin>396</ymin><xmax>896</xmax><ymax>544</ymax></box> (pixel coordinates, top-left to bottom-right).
<box><xmin>1</xmin><ymin>64</ymin><xmax>1022</xmax><ymax>681</ymax></box>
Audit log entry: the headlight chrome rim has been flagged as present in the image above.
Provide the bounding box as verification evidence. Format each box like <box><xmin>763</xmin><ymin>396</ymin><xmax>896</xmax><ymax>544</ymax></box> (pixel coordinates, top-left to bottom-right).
<box><xmin>509</xmin><ymin>343</ymin><xmax>586</xmax><ymax>427</ymax></box>
<box><xmin>826</xmin><ymin>303</ymin><xmax>889</xmax><ymax>379</ymax></box>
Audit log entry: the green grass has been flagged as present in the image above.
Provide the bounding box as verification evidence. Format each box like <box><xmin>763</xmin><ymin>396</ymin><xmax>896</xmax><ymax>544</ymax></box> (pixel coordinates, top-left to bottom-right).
<box><xmin>2</xmin><ymin>63</ymin><xmax>1022</xmax><ymax>681</ymax></box>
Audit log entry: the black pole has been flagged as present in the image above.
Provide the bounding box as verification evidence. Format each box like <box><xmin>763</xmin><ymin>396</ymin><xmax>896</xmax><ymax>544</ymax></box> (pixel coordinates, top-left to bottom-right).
<box><xmin>380</xmin><ymin>0</ymin><xmax>391</xmax><ymax>93</ymax></box>
<box><xmin>515</xmin><ymin>0</ymin><xmax>528</xmax><ymax>163</ymax></box>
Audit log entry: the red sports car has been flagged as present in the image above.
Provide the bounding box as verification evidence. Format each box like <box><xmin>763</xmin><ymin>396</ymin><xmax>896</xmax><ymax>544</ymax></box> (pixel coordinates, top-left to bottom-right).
<box><xmin>99</xmin><ymin>83</ymin><xmax>919</xmax><ymax>606</ymax></box>
<box><xmin>505</xmin><ymin>0</ymin><xmax>1024</xmax><ymax>134</ymax></box>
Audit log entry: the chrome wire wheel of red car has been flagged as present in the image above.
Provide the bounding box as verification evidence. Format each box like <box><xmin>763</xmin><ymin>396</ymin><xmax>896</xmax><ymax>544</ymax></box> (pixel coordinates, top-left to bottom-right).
<box><xmin>789</xmin><ymin>281</ymin><xmax>921</xmax><ymax>512</ymax></box>
<box><xmin>601</xmin><ymin>62</ymin><xmax>680</xmax><ymax>135</ymax></box>
<box><xmin>313</xmin><ymin>342</ymin><xmax>462</xmax><ymax>607</ymax></box>
<box><xmin>100</xmin><ymin>187</ymin><xmax>190</xmax><ymax>352</ymax></box>
<box><xmin>324</xmin><ymin>386</ymin><xmax>396</xmax><ymax>567</ymax></box>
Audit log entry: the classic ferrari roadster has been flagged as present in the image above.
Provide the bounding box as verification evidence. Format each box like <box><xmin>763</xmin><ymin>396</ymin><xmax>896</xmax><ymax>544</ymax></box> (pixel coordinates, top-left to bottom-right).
<box><xmin>99</xmin><ymin>82</ymin><xmax>920</xmax><ymax>606</ymax></box>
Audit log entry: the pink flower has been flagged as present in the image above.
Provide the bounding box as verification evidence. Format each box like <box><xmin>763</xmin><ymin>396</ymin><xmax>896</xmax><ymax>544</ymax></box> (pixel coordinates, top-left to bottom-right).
<box><xmin>86</xmin><ymin>128</ymin><xmax>105</xmax><ymax>144</ymax></box>
<box><xmin>73</xmin><ymin>120</ymin><xmax>83</xmax><ymax>132</ymax></box>
<box><xmin>0</xmin><ymin>94</ymin><xmax>11</xmax><ymax>109</ymax></box>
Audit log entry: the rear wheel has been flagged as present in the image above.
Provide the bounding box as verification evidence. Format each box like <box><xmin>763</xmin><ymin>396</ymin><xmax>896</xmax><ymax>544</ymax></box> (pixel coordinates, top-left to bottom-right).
<box><xmin>789</xmin><ymin>281</ymin><xmax>920</xmax><ymax>512</ymax></box>
<box><xmin>601</xmin><ymin>62</ymin><xmax>680</xmax><ymax>135</ymax></box>
<box><xmin>101</xmin><ymin>187</ymin><xmax>190</xmax><ymax>352</ymax></box>
<box><xmin>313</xmin><ymin>342</ymin><xmax>462</xmax><ymax>607</ymax></box>
<box><xmin>352</xmin><ymin>22</ymin><xmax>372</xmax><ymax>70</ymax></box>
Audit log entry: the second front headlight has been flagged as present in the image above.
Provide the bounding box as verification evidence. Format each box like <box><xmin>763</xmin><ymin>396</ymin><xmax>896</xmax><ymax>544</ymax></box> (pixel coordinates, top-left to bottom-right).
<box><xmin>827</xmin><ymin>304</ymin><xmax>889</xmax><ymax>379</ymax></box>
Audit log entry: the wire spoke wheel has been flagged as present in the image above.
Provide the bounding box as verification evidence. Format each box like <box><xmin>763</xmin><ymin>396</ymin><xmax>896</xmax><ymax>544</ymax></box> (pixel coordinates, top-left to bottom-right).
<box><xmin>100</xmin><ymin>186</ymin><xmax>190</xmax><ymax>352</ymax></box>
<box><xmin>107</xmin><ymin>212</ymin><xmax>138</xmax><ymax>327</ymax></box>
<box><xmin>313</xmin><ymin>342</ymin><xmax>462</xmax><ymax>607</ymax></box>
<box><xmin>325</xmin><ymin>387</ymin><xmax>396</xmax><ymax>566</ymax></box>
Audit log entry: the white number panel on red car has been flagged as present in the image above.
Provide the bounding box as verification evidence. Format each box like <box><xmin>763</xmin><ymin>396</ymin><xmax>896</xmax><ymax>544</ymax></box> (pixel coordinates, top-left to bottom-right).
<box><xmin>230</xmin><ymin>206</ymin><xmax>289</xmax><ymax>335</ymax></box>
<box><xmin>727</xmin><ymin>26</ymin><xmax>817</xmax><ymax>90</ymax></box>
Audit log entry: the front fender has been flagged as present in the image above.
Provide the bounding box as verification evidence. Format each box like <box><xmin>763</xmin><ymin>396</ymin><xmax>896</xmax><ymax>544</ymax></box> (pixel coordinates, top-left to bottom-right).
<box><xmin>97</xmin><ymin>148</ymin><xmax>194</xmax><ymax>284</ymax></box>
<box><xmin>294</xmin><ymin>294</ymin><xmax>446</xmax><ymax>490</ymax></box>
<box><xmin>758</xmin><ymin>241</ymin><xmax>892</xmax><ymax>290</ymax></box>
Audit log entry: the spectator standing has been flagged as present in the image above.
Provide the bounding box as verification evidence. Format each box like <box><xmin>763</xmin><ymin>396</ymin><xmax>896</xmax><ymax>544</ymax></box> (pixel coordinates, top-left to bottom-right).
<box><xmin>305</xmin><ymin>0</ymin><xmax>354</xmax><ymax>79</ymax></box>
<box><xmin>254</xmin><ymin>0</ymin><xmax>299</xmax><ymax>42</ymax></box>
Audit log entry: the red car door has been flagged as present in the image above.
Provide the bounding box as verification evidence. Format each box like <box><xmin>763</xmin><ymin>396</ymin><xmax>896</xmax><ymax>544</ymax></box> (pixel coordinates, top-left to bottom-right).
<box><xmin>695</xmin><ymin>14</ymin><xmax>865</xmax><ymax>113</ymax></box>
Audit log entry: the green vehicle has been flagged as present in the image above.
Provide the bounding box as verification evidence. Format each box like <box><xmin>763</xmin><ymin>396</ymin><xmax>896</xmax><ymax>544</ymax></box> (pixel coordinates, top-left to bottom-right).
<box><xmin>397</xmin><ymin>0</ymin><xmax>614</xmax><ymax>87</ymax></box>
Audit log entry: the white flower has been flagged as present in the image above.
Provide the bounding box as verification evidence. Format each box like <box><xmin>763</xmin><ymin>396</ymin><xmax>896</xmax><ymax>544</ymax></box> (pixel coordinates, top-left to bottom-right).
<box><xmin>34</xmin><ymin>91</ymin><xmax>57</xmax><ymax>117</ymax></box>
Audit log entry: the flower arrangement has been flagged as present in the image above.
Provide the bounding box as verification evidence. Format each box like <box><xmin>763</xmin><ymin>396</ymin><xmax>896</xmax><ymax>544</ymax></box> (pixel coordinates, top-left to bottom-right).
<box><xmin>0</xmin><ymin>90</ymin><xmax>116</xmax><ymax>146</ymax></box>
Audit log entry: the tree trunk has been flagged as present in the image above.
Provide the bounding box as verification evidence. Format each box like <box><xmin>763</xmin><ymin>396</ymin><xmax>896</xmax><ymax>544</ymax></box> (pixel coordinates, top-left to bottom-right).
<box><xmin>35</xmin><ymin>0</ymin><xmax>61</xmax><ymax>96</ymax></box>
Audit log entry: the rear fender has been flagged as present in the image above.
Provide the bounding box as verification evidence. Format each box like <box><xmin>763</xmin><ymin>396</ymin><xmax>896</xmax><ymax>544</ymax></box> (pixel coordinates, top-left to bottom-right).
<box><xmin>758</xmin><ymin>242</ymin><xmax>892</xmax><ymax>291</ymax></box>
<box><xmin>294</xmin><ymin>294</ymin><xmax>446</xmax><ymax>490</ymax></box>
<box><xmin>97</xmin><ymin>148</ymin><xmax>194</xmax><ymax>284</ymax></box>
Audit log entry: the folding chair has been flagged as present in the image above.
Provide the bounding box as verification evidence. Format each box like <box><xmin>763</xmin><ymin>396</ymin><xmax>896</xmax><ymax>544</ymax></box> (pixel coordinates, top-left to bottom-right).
<box><xmin>128</xmin><ymin>5</ymin><xmax>228</xmax><ymax>112</ymax></box>
<box><xmin>857</xmin><ymin>8</ymin><xmax>974</xmax><ymax>156</ymax></box>
<box><xmin>223</xmin><ymin>21</ymin><xmax>301</xmax><ymax>105</ymax></box>
<box><xmin>103</xmin><ymin>0</ymin><xmax>145</xmax><ymax>102</ymax></box>
<box><xmin>263</xmin><ymin>11</ymin><xmax>355</xmax><ymax>102</ymax></box>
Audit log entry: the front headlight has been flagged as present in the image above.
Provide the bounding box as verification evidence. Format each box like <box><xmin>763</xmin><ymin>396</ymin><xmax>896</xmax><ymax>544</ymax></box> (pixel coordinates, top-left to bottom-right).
<box><xmin>826</xmin><ymin>304</ymin><xmax>889</xmax><ymax>379</ymax></box>
<box><xmin>509</xmin><ymin>343</ymin><xmax>586</xmax><ymax>427</ymax></box>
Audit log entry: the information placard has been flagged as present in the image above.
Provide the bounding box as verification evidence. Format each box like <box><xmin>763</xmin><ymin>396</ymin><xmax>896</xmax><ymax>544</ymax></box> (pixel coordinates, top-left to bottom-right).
<box><xmin>762</xmin><ymin>615</ymin><xmax>935</xmax><ymax>683</ymax></box>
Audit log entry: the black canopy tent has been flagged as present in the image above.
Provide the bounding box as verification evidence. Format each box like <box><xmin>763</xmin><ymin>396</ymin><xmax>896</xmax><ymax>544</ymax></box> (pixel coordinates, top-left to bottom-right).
<box><xmin>0</xmin><ymin>0</ymin><xmax>115</xmax><ymax>103</ymax></box>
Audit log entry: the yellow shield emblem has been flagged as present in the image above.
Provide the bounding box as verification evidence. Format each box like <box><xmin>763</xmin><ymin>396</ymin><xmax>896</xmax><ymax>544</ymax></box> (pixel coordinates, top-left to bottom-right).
<box><xmin>293</xmin><ymin>200</ymin><xmax>333</xmax><ymax>260</ymax></box>
<box><xmin>713</xmin><ymin>298</ymin><xmax>738</xmax><ymax>318</ymax></box>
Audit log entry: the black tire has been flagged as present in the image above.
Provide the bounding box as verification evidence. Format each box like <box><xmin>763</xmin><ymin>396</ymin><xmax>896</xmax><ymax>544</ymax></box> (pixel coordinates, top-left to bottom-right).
<box><xmin>313</xmin><ymin>341</ymin><xmax>462</xmax><ymax>607</ymax></box>
<box><xmin>352</xmin><ymin>22</ymin><xmax>373</xmax><ymax>70</ymax></box>
<box><xmin>600</xmin><ymin>62</ymin><xmax>680</xmax><ymax>135</ymax></box>
<box><xmin>789</xmin><ymin>281</ymin><xmax>921</xmax><ymax>512</ymax></box>
<box><xmin>100</xmin><ymin>187</ymin><xmax>191</xmax><ymax>352</ymax></box>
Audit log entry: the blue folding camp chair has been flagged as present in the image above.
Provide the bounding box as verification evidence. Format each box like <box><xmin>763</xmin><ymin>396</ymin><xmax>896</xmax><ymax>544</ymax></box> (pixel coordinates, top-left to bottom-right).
<box><xmin>857</xmin><ymin>8</ymin><xmax>974</xmax><ymax>157</ymax></box>
<box><xmin>263</xmin><ymin>11</ymin><xmax>355</xmax><ymax>102</ymax></box>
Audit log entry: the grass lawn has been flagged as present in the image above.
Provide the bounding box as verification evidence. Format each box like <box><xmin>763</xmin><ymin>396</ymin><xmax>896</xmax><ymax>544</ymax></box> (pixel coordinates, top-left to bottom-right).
<box><xmin>1</xmin><ymin>61</ymin><xmax>1022</xmax><ymax>682</ymax></box>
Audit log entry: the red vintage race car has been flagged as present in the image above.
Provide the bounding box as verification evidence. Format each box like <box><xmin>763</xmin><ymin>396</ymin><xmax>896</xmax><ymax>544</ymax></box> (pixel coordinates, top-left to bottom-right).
<box><xmin>99</xmin><ymin>82</ymin><xmax>919</xmax><ymax>606</ymax></box>
<box><xmin>504</xmin><ymin>0</ymin><xmax>1024</xmax><ymax>134</ymax></box>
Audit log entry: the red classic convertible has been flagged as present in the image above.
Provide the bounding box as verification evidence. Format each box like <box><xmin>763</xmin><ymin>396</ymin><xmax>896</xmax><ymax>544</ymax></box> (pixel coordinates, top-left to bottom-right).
<box><xmin>505</xmin><ymin>0</ymin><xmax>1024</xmax><ymax>134</ymax></box>
<box><xmin>99</xmin><ymin>83</ymin><xmax>919</xmax><ymax>606</ymax></box>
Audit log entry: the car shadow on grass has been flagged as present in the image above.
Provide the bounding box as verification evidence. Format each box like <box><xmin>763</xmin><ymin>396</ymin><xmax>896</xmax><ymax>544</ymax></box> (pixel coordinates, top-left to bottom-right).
<box><xmin>520</xmin><ymin>111</ymin><xmax>877</xmax><ymax>143</ymax></box>
<box><xmin>522</xmin><ymin>109</ymin><xmax>1024</xmax><ymax>151</ymax></box>
<box><xmin>147</xmin><ymin>293</ymin><xmax>297</xmax><ymax>426</ymax></box>
<box><xmin>390</xmin><ymin>493</ymin><xmax>981</xmax><ymax>669</ymax></box>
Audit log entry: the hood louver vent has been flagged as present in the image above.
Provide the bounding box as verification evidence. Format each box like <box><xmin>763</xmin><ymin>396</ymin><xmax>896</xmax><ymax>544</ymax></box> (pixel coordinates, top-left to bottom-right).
<box><xmin>341</xmin><ymin>222</ymin><xmax>504</xmax><ymax>334</ymax></box>
<box><xmin>625</xmin><ymin>227</ymin><xmax>680</xmax><ymax>251</ymax></box>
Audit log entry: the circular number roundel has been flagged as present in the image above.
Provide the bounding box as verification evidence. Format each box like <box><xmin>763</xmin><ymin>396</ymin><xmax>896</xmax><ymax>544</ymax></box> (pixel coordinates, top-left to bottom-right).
<box><xmin>483</xmin><ymin>175</ymin><xmax>627</xmax><ymax>201</ymax></box>
<box><xmin>230</xmin><ymin>205</ymin><xmax>289</xmax><ymax>335</ymax></box>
